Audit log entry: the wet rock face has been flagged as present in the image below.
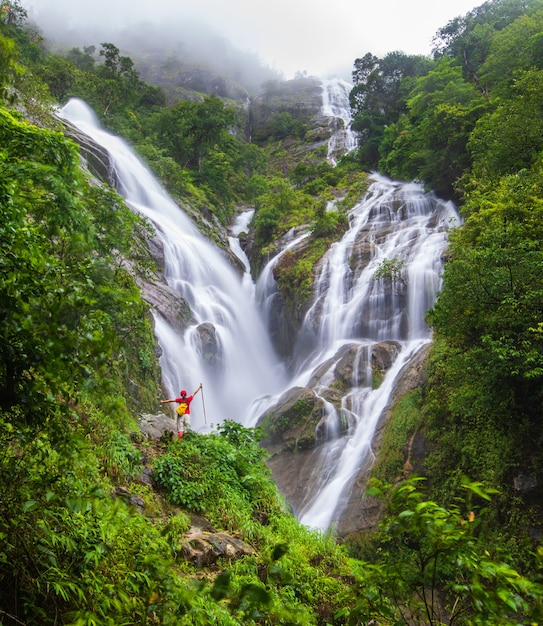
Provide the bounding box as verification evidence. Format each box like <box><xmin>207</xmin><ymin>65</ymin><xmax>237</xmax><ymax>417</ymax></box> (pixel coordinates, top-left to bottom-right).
<box><xmin>141</xmin><ymin>278</ymin><xmax>195</xmax><ymax>335</ymax></box>
<box><xmin>259</xmin><ymin>340</ymin><xmax>404</xmax><ymax>457</ymax></box>
<box><xmin>261</xmin><ymin>343</ymin><xmax>431</xmax><ymax>536</ymax></box>
<box><xmin>61</xmin><ymin>120</ymin><xmax>113</xmax><ymax>183</ymax></box>
<box><xmin>258</xmin><ymin>387</ymin><xmax>324</xmax><ymax>451</ymax></box>
<box><xmin>372</xmin><ymin>341</ymin><xmax>401</xmax><ymax>373</ymax></box>
<box><xmin>195</xmin><ymin>322</ymin><xmax>221</xmax><ymax>368</ymax></box>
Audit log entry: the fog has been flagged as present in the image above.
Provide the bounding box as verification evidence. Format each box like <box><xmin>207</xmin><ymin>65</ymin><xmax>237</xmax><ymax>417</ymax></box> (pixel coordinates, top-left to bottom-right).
<box><xmin>23</xmin><ymin>0</ymin><xmax>481</xmax><ymax>82</ymax></box>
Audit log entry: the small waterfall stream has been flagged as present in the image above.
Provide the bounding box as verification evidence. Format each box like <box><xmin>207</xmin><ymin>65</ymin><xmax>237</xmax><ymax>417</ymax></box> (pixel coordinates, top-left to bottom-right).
<box><xmin>321</xmin><ymin>78</ymin><xmax>357</xmax><ymax>164</ymax></box>
<box><xmin>59</xmin><ymin>85</ymin><xmax>459</xmax><ymax>532</ymax></box>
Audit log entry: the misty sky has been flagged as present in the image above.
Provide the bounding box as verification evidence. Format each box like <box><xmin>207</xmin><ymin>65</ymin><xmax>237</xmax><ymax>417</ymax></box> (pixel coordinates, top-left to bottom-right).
<box><xmin>24</xmin><ymin>0</ymin><xmax>481</xmax><ymax>78</ymax></box>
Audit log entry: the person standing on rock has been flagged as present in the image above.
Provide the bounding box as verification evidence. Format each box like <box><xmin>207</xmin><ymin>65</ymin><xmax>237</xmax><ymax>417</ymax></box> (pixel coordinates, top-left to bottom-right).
<box><xmin>160</xmin><ymin>384</ymin><xmax>202</xmax><ymax>439</ymax></box>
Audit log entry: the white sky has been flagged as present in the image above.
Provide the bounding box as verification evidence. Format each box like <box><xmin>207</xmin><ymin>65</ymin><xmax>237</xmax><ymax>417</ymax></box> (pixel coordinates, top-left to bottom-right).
<box><xmin>24</xmin><ymin>0</ymin><xmax>482</xmax><ymax>78</ymax></box>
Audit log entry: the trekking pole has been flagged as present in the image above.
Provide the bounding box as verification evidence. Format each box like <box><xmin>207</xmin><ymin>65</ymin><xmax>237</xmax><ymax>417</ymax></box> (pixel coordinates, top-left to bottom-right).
<box><xmin>200</xmin><ymin>383</ymin><xmax>207</xmax><ymax>424</ymax></box>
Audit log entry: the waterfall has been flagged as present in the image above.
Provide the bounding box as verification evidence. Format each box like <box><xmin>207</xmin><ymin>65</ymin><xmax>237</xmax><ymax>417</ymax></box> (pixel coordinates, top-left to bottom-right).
<box><xmin>58</xmin><ymin>97</ymin><xmax>459</xmax><ymax>533</ymax></box>
<box><xmin>58</xmin><ymin>99</ymin><xmax>287</xmax><ymax>429</ymax></box>
<box><xmin>292</xmin><ymin>175</ymin><xmax>459</xmax><ymax>529</ymax></box>
<box><xmin>321</xmin><ymin>78</ymin><xmax>357</xmax><ymax>164</ymax></box>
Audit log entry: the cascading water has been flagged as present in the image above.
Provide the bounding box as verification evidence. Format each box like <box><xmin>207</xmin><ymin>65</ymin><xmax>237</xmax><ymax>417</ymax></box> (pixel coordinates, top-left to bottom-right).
<box><xmin>253</xmin><ymin>170</ymin><xmax>459</xmax><ymax>530</ymax></box>
<box><xmin>58</xmin><ymin>93</ymin><xmax>458</xmax><ymax>534</ymax></box>
<box><xmin>58</xmin><ymin>99</ymin><xmax>287</xmax><ymax>428</ymax></box>
<box><xmin>291</xmin><ymin>176</ymin><xmax>459</xmax><ymax>529</ymax></box>
<box><xmin>321</xmin><ymin>78</ymin><xmax>357</xmax><ymax>164</ymax></box>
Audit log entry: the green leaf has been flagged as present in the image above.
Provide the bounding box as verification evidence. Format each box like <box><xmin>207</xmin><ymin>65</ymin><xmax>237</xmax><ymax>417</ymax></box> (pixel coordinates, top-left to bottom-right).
<box><xmin>210</xmin><ymin>570</ymin><xmax>231</xmax><ymax>601</ymax></box>
<box><xmin>271</xmin><ymin>542</ymin><xmax>289</xmax><ymax>561</ymax></box>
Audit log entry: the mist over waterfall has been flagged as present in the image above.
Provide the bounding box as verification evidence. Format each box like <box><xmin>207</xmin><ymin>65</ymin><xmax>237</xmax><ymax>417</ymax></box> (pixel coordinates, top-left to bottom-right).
<box><xmin>59</xmin><ymin>99</ymin><xmax>287</xmax><ymax>429</ymax></box>
<box><xmin>58</xmin><ymin>81</ymin><xmax>459</xmax><ymax>533</ymax></box>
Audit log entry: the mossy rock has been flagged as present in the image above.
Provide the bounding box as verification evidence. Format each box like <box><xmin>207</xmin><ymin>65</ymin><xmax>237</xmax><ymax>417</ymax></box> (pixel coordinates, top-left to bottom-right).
<box><xmin>258</xmin><ymin>386</ymin><xmax>324</xmax><ymax>450</ymax></box>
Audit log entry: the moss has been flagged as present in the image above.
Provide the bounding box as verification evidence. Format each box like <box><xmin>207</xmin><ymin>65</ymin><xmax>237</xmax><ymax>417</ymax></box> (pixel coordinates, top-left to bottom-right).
<box><xmin>370</xmin><ymin>389</ymin><xmax>423</xmax><ymax>483</ymax></box>
<box><xmin>371</xmin><ymin>366</ymin><xmax>384</xmax><ymax>390</ymax></box>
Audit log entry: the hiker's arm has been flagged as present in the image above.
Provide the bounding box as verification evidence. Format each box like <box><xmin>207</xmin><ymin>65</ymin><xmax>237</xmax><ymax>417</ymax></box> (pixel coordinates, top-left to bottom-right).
<box><xmin>193</xmin><ymin>383</ymin><xmax>203</xmax><ymax>396</ymax></box>
<box><xmin>160</xmin><ymin>399</ymin><xmax>175</xmax><ymax>404</ymax></box>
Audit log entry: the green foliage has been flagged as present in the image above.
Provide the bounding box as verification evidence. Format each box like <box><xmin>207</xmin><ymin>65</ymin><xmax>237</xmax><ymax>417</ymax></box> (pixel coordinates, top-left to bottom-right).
<box><xmin>373</xmin><ymin>257</ymin><xmax>406</xmax><ymax>284</ymax></box>
<box><xmin>379</xmin><ymin>58</ymin><xmax>486</xmax><ymax>198</ymax></box>
<box><xmin>272</xmin><ymin>250</ymin><xmax>318</xmax><ymax>314</ymax></box>
<box><xmin>371</xmin><ymin>389</ymin><xmax>423</xmax><ymax>482</ymax></box>
<box><xmin>350</xmin><ymin>50</ymin><xmax>434</xmax><ymax>169</ymax></box>
<box><xmin>469</xmin><ymin>68</ymin><xmax>543</xmax><ymax>178</ymax></box>
<box><xmin>347</xmin><ymin>477</ymin><xmax>543</xmax><ymax>625</ymax></box>
<box><xmin>0</xmin><ymin>416</ymin><xmax>193</xmax><ymax>626</ymax></box>
<box><xmin>430</xmin><ymin>166</ymin><xmax>543</xmax><ymax>383</ymax></box>
<box><xmin>253</xmin><ymin>177</ymin><xmax>315</xmax><ymax>246</ymax></box>
<box><xmin>151</xmin><ymin>95</ymin><xmax>236</xmax><ymax>171</ymax></box>
<box><xmin>3</xmin><ymin>2</ymin><xmax>543</xmax><ymax>623</ymax></box>
<box><xmin>353</xmin><ymin>1</ymin><xmax>543</xmax><ymax>199</ymax></box>
<box><xmin>0</xmin><ymin>31</ymin><xmax>17</xmax><ymax>101</ymax></box>
<box><xmin>153</xmin><ymin>425</ymin><xmax>280</xmax><ymax>532</ymax></box>
<box><xmin>256</xmin><ymin>110</ymin><xmax>306</xmax><ymax>141</ymax></box>
<box><xmin>0</xmin><ymin>107</ymin><xmax>159</xmax><ymax>417</ymax></box>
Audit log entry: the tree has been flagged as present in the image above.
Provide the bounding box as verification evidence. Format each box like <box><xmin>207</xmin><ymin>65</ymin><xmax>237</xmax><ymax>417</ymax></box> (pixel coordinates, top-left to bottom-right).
<box><xmin>430</xmin><ymin>165</ymin><xmax>543</xmax><ymax>382</ymax></box>
<box><xmin>347</xmin><ymin>477</ymin><xmax>543</xmax><ymax>625</ymax></box>
<box><xmin>433</xmin><ymin>0</ymin><xmax>541</xmax><ymax>92</ymax></box>
<box><xmin>379</xmin><ymin>59</ymin><xmax>486</xmax><ymax>198</ymax></box>
<box><xmin>0</xmin><ymin>32</ymin><xmax>16</xmax><ymax>100</ymax></box>
<box><xmin>0</xmin><ymin>107</ymin><xmax>153</xmax><ymax>416</ymax></box>
<box><xmin>478</xmin><ymin>9</ymin><xmax>543</xmax><ymax>92</ymax></box>
<box><xmin>153</xmin><ymin>95</ymin><xmax>235</xmax><ymax>171</ymax></box>
<box><xmin>37</xmin><ymin>55</ymin><xmax>78</xmax><ymax>101</ymax></box>
<box><xmin>469</xmin><ymin>69</ymin><xmax>543</xmax><ymax>178</ymax></box>
<box><xmin>350</xmin><ymin>51</ymin><xmax>433</xmax><ymax>168</ymax></box>
<box><xmin>65</xmin><ymin>46</ymin><xmax>95</xmax><ymax>71</ymax></box>
<box><xmin>0</xmin><ymin>0</ymin><xmax>27</xmax><ymax>28</ymax></box>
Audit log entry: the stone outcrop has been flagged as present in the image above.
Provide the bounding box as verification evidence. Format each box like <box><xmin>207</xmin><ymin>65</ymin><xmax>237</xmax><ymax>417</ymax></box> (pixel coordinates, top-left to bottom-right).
<box><xmin>181</xmin><ymin>522</ymin><xmax>255</xmax><ymax>567</ymax></box>
<box><xmin>139</xmin><ymin>277</ymin><xmax>195</xmax><ymax>335</ymax></box>
<box><xmin>60</xmin><ymin>118</ymin><xmax>113</xmax><ymax>184</ymax></box>
<box><xmin>259</xmin><ymin>387</ymin><xmax>325</xmax><ymax>452</ymax></box>
<box><xmin>194</xmin><ymin>322</ymin><xmax>221</xmax><ymax>368</ymax></box>
<box><xmin>139</xmin><ymin>412</ymin><xmax>177</xmax><ymax>439</ymax></box>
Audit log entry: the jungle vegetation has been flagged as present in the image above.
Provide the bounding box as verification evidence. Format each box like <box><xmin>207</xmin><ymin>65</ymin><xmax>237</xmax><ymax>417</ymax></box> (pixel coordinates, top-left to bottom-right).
<box><xmin>1</xmin><ymin>0</ymin><xmax>543</xmax><ymax>623</ymax></box>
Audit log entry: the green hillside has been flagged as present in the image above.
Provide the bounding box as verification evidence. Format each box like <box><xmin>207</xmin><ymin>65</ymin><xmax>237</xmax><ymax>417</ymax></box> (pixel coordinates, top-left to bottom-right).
<box><xmin>1</xmin><ymin>0</ymin><xmax>543</xmax><ymax>623</ymax></box>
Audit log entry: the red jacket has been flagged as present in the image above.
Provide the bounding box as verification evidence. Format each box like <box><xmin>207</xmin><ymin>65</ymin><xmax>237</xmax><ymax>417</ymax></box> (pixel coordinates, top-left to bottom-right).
<box><xmin>175</xmin><ymin>395</ymin><xmax>193</xmax><ymax>414</ymax></box>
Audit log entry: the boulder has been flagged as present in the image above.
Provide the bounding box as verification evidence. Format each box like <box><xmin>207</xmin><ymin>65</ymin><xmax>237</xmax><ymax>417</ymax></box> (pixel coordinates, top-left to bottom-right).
<box><xmin>258</xmin><ymin>387</ymin><xmax>324</xmax><ymax>452</ymax></box>
<box><xmin>180</xmin><ymin>526</ymin><xmax>255</xmax><ymax>567</ymax></box>
<box><xmin>140</xmin><ymin>279</ymin><xmax>194</xmax><ymax>335</ymax></box>
<box><xmin>372</xmin><ymin>341</ymin><xmax>402</xmax><ymax>373</ymax></box>
<box><xmin>195</xmin><ymin>322</ymin><xmax>221</xmax><ymax>367</ymax></box>
<box><xmin>139</xmin><ymin>412</ymin><xmax>177</xmax><ymax>439</ymax></box>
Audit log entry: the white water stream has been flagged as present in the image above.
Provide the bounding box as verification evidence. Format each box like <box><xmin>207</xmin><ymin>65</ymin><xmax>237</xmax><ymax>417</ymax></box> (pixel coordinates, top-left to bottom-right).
<box><xmin>59</xmin><ymin>79</ymin><xmax>459</xmax><ymax>531</ymax></box>
<box><xmin>293</xmin><ymin>177</ymin><xmax>459</xmax><ymax>528</ymax></box>
<box><xmin>321</xmin><ymin>78</ymin><xmax>357</xmax><ymax>164</ymax></box>
<box><xmin>58</xmin><ymin>100</ymin><xmax>287</xmax><ymax>428</ymax></box>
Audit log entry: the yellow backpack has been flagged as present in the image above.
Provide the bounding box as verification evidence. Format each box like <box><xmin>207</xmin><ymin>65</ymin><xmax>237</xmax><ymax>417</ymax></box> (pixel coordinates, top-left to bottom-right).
<box><xmin>176</xmin><ymin>401</ymin><xmax>188</xmax><ymax>416</ymax></box>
